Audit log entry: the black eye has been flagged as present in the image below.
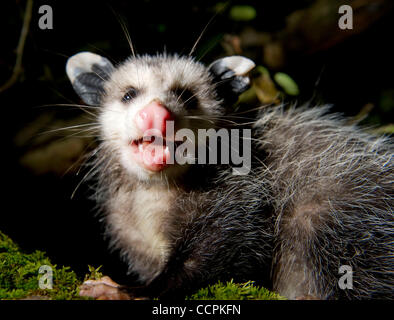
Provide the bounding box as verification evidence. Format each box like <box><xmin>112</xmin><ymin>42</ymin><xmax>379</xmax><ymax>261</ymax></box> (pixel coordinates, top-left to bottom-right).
<box><xmin>122</xmin><ymin>87</ymin><xmax>139</xmax><ymax>103</ymax></box>
<box><xmin>172</xmin><ymin>87</ymin><xmax>198</xmax><ymax>109</ymax></box>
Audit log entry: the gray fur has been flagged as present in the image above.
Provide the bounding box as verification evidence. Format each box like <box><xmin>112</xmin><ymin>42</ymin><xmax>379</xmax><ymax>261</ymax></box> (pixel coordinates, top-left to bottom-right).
<box><xmin>253</xmin><ymin>105</ymin><xmax>393</xmax><ymax>299</ymax></box>
<box><xmin>68</xmin><ymin>53</ymin><xmax>393</xmax><ymax>299</ymax></box>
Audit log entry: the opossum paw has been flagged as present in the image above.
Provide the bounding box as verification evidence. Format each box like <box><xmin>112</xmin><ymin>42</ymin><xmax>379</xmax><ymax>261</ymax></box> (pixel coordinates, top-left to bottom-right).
<box><xmin>79</xmin><ymin>276</ymin><xmax>132</xmax><ymax>300</ymax></box>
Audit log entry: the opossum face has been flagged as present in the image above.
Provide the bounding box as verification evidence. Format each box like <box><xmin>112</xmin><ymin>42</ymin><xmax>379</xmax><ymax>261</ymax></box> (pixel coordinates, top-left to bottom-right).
<box><xmin>66</xmin><ymin>52</ymin><xmax>254</xmax><ymax>181</ymax></box>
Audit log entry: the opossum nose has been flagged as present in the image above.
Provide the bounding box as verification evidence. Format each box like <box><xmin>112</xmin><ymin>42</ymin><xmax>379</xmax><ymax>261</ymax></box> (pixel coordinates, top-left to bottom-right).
<box><xmin>136</xmin><ymin>100</ymin><xmax>173</xmax><ymax>135</ymax></box>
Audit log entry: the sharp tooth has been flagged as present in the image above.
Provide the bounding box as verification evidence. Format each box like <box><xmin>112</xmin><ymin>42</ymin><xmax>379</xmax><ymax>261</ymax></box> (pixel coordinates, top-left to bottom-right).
<box><xmin>138</xmin><ymin>142</ymin><xmax>144</xmax><ymax>152</ymax></box>
<box><xmin>164</xmin><ymin>145</ymin><xmax>170</xmax><ymax>156</ymax></box>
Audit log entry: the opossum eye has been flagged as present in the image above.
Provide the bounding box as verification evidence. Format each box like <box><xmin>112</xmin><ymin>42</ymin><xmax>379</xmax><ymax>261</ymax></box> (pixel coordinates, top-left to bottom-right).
<box><xmin>172</xmin><ymin>88</ymin><xmax>198</xmax><ymax>109</ymax></box>
<box><xmin>122</xmin><ymin>87</ymin><xmax>139</xmax><ymax>103</ymax></box>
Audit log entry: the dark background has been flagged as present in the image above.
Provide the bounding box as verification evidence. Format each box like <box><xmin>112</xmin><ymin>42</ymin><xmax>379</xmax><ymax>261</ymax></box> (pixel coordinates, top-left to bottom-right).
<box><xmin>1</xmin><ymin>0</ymin><xmax>393</xmax><ymax>284</ymax></box>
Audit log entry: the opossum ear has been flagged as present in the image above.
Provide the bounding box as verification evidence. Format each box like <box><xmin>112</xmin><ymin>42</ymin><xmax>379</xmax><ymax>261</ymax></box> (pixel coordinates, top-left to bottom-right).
<box><xmin>66</xmin><ymin>52</ymin><xmax>114</xmax><ymax>106</ymax></box>
<box><xmin>208</xmin><ymin>56</ymin><xmax>255</xmax><ymax>105</ymax></box>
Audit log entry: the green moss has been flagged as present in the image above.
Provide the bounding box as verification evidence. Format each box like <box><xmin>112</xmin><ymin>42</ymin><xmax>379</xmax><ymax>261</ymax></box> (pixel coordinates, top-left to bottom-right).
<box><xmin>83</xmin><ymin>265</ymin><xmax>104</xmax><ymax>282</ymax></box>
<box><xmin>0</xmin><ymin>231</ymin><xmax>282</xmax><ymax>300</ymax></box>
<box><xmin>0</xmin><ymin>231</ymin><xmax>85</xmax><ymax>300</ymax></box>
<box><xmin>188</xmin><ymin>280</ymin><xmax>285</xmax><ymax>300</ymax></box>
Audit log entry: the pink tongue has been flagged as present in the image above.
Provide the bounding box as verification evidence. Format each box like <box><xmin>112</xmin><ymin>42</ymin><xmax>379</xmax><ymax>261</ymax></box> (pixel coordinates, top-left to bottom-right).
<box><xmin>139</xmin><ymin>141</ymin><xmax>170</xmax><ymax>171</ymax></box>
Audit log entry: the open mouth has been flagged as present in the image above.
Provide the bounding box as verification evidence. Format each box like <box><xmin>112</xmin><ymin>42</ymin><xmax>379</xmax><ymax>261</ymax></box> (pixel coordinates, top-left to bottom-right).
<box><xmin>130</xmin><ymin>135</ymin><xmax>181</xmax><ymax>172</ymax></box>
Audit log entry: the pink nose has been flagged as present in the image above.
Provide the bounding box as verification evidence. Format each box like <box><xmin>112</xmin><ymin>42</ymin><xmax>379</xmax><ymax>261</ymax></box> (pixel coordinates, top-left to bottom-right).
<box><xmin>135</xmin><ymin>100</ymin><xmax>172</xmax><ymax>135</ymax></box>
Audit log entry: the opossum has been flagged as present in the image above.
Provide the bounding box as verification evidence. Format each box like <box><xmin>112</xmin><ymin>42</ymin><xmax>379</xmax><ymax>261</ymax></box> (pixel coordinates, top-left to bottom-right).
<box><xmin>65</xmin><ymin>51</ymin><xmax>394</xmax><ymax>300</ymax></box>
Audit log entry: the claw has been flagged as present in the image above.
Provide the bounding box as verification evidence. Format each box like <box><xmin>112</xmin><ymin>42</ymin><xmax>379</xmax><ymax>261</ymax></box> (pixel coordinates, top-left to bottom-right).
<box><xmin>79</xmin><ymin>276</ymin><xmax>131</xmax><ymax>300</ymax></box>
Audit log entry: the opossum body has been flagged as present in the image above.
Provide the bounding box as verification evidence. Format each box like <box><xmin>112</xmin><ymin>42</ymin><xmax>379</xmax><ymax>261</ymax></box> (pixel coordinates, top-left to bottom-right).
<box><xmin>66</xmin><ymin>52</ymin><xmax>394</xmax><ymax>299</ymax></box>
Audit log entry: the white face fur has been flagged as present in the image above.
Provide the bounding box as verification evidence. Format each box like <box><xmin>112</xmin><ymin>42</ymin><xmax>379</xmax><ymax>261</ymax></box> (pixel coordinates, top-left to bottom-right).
<box><xmin>100</xmin><ymin>55</ymin><xmax>221</xmax><ymax>181</ymax></box>
<box><xmin>66</xmin><ymin>52</ymin><xmax>255</xmax><ymax>182</ymax></box>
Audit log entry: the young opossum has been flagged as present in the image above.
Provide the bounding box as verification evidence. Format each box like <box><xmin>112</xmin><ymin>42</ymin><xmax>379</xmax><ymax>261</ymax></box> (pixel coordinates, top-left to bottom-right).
<box><xmin>65</xmin><ymin>51</ymin><xmax>394</xmax><ymax>300</ymax></box>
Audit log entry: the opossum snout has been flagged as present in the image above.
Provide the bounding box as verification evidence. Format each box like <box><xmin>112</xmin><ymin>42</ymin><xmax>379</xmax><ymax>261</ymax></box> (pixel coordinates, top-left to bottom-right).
<box><xmin>135</xmin><ymin>100</ymin><xmax>173</xmax><ymax>137</ymax></box>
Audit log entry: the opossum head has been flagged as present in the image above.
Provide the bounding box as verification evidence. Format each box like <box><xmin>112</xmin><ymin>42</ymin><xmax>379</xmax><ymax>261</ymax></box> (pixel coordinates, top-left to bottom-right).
<box><xmin>66</xmin><ymin>52</ymin><xmax>254</xmax><ymax>181</ymax></box>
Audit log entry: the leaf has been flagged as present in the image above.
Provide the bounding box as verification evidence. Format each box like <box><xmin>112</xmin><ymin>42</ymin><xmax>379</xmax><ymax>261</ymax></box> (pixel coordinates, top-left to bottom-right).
<box><xmin>274</xmin><ymin>72</ymin><xmax>300</xmax><ymax>96</ymax></box>
<box><xmin>253</xmin><ymin>67</ymin><xmax>280</xmax><ymax>104</ymax></box>
<box><xmin>370</xmin><ymin>124</ymin><xmax>394</xmax><ymax>135</ymax></box>
<box><xmin>229</xmin><ymin>5</ymin><xmax>257</xmax><ymax>22</ymax></box>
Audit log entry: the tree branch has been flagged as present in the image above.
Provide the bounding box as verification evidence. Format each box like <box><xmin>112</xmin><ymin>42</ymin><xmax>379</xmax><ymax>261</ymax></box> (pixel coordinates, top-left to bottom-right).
<box><xmin>0</xmin><ymin>0</ymin><xmax>33</xmax><ymax>93</ymax></box>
